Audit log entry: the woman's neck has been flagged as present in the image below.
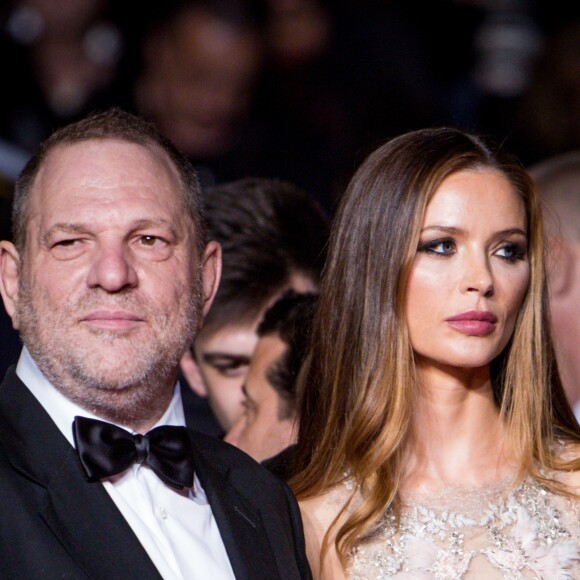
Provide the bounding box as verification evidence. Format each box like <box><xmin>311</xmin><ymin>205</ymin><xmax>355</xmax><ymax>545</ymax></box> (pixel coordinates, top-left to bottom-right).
<box><xmin>401</xmin><ymin>360</ymin><xmax>516</xmax><ymax>493</ymax></box>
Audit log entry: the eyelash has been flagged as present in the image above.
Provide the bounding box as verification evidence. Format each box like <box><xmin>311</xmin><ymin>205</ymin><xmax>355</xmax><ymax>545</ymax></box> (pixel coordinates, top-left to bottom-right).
<box><xmin>418</xmin><ymin>238</ymin><xmax>527</xmax><ymax>263</ymax></box>
<box><xmin>419</xmin><ymin>238</ymin><xmax>456</xmax><ymax>257</ymax></box>
<box><xmin>211</xmin><ymin>361</ymin><xmax>249</xmax><ymax>375</ymax></box>
<box><xmin>495</xmin><ymin>243</ymin><xmax>527</xmax><ymax>262</ymax></box>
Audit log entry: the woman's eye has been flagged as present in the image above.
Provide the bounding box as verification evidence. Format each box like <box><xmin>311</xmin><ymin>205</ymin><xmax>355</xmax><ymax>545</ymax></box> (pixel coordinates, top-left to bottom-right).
<box><xmin>496</xmin><ymin>243</ymin><xmax>527</xmax><ymax>262</ymax></box>
<box><xmin>419</xmin><ymin>238</ymin><xmax>456</xmax><ymax>256</ymax></box>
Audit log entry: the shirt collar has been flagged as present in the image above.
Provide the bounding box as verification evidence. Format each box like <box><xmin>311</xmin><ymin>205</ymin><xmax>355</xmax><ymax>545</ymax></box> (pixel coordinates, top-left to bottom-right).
<box><xmin>16</xmin><ymin>346</ymin><xmax>186</xmax><ymax>447</ymax></box>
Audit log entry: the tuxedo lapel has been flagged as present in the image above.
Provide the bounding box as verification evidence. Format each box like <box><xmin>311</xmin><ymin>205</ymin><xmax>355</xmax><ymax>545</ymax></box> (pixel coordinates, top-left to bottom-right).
<box><xmin>191</xmin><ymin>439</ymin><xmax>281</xmax><ymax>580</ymax></box>
<box><xmin>0</xmin><ymin>370</ymin><xmax>163</xmax><ymax>579</ymax></box>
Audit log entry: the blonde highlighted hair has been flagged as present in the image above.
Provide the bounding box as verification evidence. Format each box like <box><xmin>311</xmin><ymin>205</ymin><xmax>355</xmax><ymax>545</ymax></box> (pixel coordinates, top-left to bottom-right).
<box><xmin>290</xmin><ymin>127</ymin><xmax>580</xmax><ymax>571</ymax></box>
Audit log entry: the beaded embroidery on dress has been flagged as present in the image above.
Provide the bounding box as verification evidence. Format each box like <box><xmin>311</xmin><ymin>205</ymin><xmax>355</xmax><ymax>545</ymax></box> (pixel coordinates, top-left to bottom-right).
<box><xmin>333</xmin><ymin>475</ymin><xmax>580</xmax><ymax>579</ymax></box>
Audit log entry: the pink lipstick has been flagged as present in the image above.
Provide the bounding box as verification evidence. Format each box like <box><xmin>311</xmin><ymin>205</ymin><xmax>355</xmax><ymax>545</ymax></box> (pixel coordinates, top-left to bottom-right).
<box><xmin>446</xmin><ymin>310</ymin><xmax>497</xmax><ymax>336</ymax></box>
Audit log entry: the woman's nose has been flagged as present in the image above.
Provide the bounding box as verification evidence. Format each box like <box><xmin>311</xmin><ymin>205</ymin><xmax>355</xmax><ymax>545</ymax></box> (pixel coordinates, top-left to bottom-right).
<box><xmin>462</xmin><ymin>255</ymin><xmax>494</xmax><ymax>297</ymax></box>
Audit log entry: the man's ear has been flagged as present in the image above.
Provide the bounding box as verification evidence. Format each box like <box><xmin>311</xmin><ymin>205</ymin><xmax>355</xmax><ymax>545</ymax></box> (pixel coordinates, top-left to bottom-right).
<box><xmin>546</xmin><ymin>236</ymin><xmax>575</xmax><ymax>297</ymax></box>
<box><xmin>180</xmin><ymin>349</ymin><xmax>208</xmax><ymax>397</ymax></box>
<box><xmin>0</xmin><ymin>241</ymin><xmax>22</xmax><ymax>330</ymax></box>
<box><xmin>200</xmin><ymin>240</ymin><xmax>221</xmax><ymax>318</ymax></box>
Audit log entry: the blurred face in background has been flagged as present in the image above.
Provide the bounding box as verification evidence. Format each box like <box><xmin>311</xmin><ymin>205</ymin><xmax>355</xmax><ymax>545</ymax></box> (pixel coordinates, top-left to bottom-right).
<box><xmin>182</xmin><ymin>271</ymin><xmax>317</xmax><ymax>430</ymax></box>
<box><xmin>224</xmin><ymin>333</ymin><xmax>296</xmax><ymax>462</ymax></box>
<box><xmin>135</xmin><ymin>7</ymin><xmax>261</xmax><ymax>158</ymax></box>
<box><xmin>192</xmin><ymin>317</ymin><xmax>260</xmax><ymax>431</ymax></box>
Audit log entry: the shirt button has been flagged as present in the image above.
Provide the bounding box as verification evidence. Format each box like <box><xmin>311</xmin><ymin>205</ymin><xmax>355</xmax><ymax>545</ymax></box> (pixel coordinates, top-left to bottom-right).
<box><xmin>155</xmin><ymin>505</ymin><xmax>168</xmax><ymax>520</ymax></box>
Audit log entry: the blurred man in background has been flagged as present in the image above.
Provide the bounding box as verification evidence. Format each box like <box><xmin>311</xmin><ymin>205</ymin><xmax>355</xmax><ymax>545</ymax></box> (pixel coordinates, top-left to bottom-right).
<box><xmin>180</xmin><ymin>177</ymin><xmax>328</xmax><ymax>436</ymax></box>
<box><xmin>132</xmin><ymin>0</ymin><xmax>262</xmax><ymax>185</ymax></box>
<box><xmin>225</xmin><ymin>290</ymin><xmax>317</xmax><ymax>481</ymax></box>
<box><xmin>530</xmin><ymin>149</ymin><xmax>580</xmax><ymax>422</ymax></box>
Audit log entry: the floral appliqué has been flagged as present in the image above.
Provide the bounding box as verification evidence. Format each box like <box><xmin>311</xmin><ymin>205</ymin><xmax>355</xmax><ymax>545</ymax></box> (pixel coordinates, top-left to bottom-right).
<box><xmin>348</xmin><ymin>479</ymin><xmax>580</xmax><ymax>579</ymax></box>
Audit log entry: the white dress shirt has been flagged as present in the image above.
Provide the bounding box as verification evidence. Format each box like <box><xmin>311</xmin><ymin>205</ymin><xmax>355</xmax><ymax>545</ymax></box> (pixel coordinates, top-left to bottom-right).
<box><xmin>17</xmin><ymin>347</ymin><xmax>235</xmax><ymax>580</ymax></box>
<box><xmin>574</xmin><ymin>400</ymin><xmax>580</xmax><ymax>424</ymax></box>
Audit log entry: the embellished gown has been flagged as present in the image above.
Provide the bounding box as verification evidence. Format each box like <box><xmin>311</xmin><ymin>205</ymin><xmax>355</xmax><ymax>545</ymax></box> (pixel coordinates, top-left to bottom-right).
<box><xmin>313</xmin><ymin>476</ymin><xmax>580</xmax><ymax>579</ymax></box>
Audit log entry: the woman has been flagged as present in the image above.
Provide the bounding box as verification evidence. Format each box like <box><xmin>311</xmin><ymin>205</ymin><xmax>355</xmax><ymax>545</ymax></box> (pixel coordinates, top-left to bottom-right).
<box><xmin>291</xmin><ymin>127</ymin><xmax>580</xmax><ymax>578</ymax></box>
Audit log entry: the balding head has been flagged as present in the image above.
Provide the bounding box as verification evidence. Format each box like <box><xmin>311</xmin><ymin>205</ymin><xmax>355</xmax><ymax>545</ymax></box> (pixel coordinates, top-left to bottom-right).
<box><xmin>531</xmin><ymin>150</ymin><xmax>580</xmax><ymax>241</ymax></box>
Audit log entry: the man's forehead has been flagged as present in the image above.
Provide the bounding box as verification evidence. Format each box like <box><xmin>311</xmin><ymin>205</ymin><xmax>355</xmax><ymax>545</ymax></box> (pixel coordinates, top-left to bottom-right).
<box><xmin>38</xmin><ymin>139</ymin><xmax>176</xmax><ymax>179</ymax></box>
<box><xmin>28</xmin><ymin>139</ymin><xmax>184</xmax><ymax>210</ymax></box>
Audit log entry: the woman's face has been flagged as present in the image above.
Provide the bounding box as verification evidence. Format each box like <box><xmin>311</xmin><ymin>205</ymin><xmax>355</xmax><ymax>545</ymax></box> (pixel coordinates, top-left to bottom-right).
<box><xmin>405</xmin><ymin>169</ymin><xmax>530</xmax><ymax>372</ymax></box>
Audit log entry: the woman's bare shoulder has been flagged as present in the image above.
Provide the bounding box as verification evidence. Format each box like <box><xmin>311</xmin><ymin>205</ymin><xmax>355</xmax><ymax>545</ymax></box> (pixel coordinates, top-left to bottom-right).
<box><xmin>555</xmin><ymin>440</ymin><xmax>580</xmax><ymax>489</ymax></box>
<box><xmin>299</xmin><ymin>488</ymin><xmax>349</xmax><ymax>580</ymax></box>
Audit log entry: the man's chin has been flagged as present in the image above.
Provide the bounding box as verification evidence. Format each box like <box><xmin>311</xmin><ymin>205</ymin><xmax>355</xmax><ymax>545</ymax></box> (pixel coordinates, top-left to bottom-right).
<box><xmin>80</xmin><ymin>325</ymin><xmax>148</xmax><ymax>342</ymax></box>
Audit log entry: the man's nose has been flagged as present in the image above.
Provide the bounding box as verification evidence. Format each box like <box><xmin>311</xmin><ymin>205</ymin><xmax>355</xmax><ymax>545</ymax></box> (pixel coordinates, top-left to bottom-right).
<box><xmin>461</xmin><ymin>254</ymin><xmax>494</xmax><ymax>297</ymax></box>
<box><xmin>86</xmin><ymin>242</ymin><xmax>138</xmax><ymax>292</ymax></box>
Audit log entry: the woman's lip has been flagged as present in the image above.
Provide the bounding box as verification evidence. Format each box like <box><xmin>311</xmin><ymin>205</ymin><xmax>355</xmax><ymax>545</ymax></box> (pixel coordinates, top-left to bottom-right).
<box><xmin>446</xmin><ymin>310</ymin><xmax>498</xmax><ymax>323</ymax></box>
<box><xmin>446</xmin><ymin>319</ymin><xmax>496</xmax><ymax>336</ymax></box>
<box><xmin>445</xmin><ymin>311</ymin><xmax>497</xmax><ymax>336</ymax></box>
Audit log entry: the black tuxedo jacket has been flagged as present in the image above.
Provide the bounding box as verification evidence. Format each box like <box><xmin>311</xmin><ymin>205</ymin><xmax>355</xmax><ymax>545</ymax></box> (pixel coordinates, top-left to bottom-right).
<box><xmin>0</xmin><ymin>367</ymin><xmax>311</xmax><ymax>580</ymax></box>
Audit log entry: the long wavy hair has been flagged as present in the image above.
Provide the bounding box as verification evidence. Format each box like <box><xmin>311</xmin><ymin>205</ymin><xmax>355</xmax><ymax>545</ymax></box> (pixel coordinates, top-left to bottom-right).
<box><xmin>290</xmin><ymin>127</ymin><xmax>580</xmax><ymax>571</ymax></box>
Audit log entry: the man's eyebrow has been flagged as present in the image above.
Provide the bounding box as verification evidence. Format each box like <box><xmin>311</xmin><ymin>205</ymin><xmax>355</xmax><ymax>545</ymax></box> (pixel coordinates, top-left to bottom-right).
<box><xmin>43</xmin><ymin>219</ymin><xmax>180</xmax><ymax>240</ymax></box>
<box><xmin>202</xmin><ymin>353</ymin><xmax>251</xmax><ymax>365</ymax></box>
<box><xmin>43</xmin><ymin>223</ymin><xmax>91</xmax><ymax>243</ymax></box>
<box><xmin>130</xmin><ymin>218</ymin><xmax>177</xmax><ymax>232</ymax></box>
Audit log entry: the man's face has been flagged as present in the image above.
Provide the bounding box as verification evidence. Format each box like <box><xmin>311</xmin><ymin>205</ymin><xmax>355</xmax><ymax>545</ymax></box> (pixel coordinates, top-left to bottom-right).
<box><xmin>547</xmin><ymin>238</ymin><xmax>580</xmax><ymax>408</ymax></box>
<box><xmin>137</xmin><ymin>9</ymin><xmax>260</xmax><ymax>158</ymax></box>
<box><xmin>192</xmin><ymin>319</ymin><xmax>260</xmax><ymax>431</ymax></box>
<box><xmin>189</xmin><ymin>273</ymin><xmax>317</xmax><ymax>431</ymax></box>
<box><xmin>224</xmin><ymin>334</ymin><xmax>296</xmax><ymax>462</ymax></box>
<box><xmin>0</xmin><ymin>139</ymin><xmax>219</xmax><ymax>429</ymax></box>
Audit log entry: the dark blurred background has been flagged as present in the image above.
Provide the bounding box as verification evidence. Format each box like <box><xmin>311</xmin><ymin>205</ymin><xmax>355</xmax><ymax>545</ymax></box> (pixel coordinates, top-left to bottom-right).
<box><xmin>1</xmin><ymin>0</ymin><xmax>579</xmax><ymax>376</ymax></box>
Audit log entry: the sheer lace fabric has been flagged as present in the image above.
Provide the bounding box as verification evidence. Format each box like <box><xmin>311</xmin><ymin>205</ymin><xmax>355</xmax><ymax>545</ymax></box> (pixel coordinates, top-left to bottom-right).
<box><xmin>329</xmin><ymin>476</ymin><xmax>580</xmax><ymax>579</ymax></box>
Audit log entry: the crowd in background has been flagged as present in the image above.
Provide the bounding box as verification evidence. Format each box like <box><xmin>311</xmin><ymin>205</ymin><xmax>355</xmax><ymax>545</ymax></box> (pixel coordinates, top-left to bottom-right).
<box><xmin>0</xmin><ymin>0</ymin><xmax>579</xmax><ymax>416</ymax></box>
<box><xmin>0</xmin><ymin>4</ymin><xmax>579</xmax><ymax>574</ymax></box>
<box><xmin>0</xmin><ymin>0</ymin><xmax>579</xmax><ymax>225</ymax></box>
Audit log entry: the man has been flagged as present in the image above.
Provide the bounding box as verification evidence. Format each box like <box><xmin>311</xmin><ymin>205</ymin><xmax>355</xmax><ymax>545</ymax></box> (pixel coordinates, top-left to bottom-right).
<box><xmin>133</xmin><ymin>0</ymin><xmax>262</xmax><ymax>182</ymax></box>
<box><xmin>180</xmin><ymin>177</ymin><xmax>329</xmax><ymax>435</ymax></box>
<box><xmin>0</xmin><ymin>108</ymin><xmax>310</xmax><ymax>579</ymax></box>
<box><xmin>530</xmin><ymin>149</ymin><xmax>580</xmax><ymax>422</ymax></box>
<box><xmin>224</xmin><ymin>291</ymin><xmax>317</xmax><ymax>481</ymax></box>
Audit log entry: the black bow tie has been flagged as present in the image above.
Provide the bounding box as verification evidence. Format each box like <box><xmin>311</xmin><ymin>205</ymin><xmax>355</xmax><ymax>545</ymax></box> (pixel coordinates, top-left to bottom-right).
<box><xmin>73</xmin><ymin>416</ymin><xmax>194</xmax><ymax>490</ymax></box>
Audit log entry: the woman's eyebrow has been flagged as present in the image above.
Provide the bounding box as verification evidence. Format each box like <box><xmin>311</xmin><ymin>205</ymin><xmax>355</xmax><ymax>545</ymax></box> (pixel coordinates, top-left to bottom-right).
<box><xmin>420</xmin><ymin>226</ymin><xmax>527</xmax><ymax>237</ymax></box>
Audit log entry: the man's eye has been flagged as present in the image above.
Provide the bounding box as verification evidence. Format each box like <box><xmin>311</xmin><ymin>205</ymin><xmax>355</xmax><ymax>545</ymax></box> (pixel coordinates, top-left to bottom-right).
<box><xmin>210</xmin><ymin>359</ymin><xmax>249</xmax><ymax>373</ymax></box>
<box><xmin>54</xmin><ymin>239</ymin><xmax>79</xmax><ymax>247</ymax></box>
<box><xmin>213</xmin><ymin>362</ymin><xmax>248</xmax><ymax>376</ymax></box>
<box><xmin>140</xmin><ymin>235</ymin><xmax>159</xmax><ymax>246</ymax></box>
